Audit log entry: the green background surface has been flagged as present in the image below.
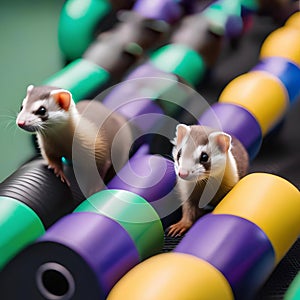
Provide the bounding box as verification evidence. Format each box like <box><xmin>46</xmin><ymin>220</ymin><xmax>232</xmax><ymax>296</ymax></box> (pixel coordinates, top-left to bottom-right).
<box><xmin>0</xmin><ymin>0</ymin><xmax>65</xmax><ymax>182</ymax></box>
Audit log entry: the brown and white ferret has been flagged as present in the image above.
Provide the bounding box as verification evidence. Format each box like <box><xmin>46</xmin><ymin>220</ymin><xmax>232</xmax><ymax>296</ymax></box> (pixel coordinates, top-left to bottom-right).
<box><xmin>16</xmin><ymin>85</ymin><xmax>133</xmax><ymax>196</ymax></box>
<box><xmin>168</xmin><ymin>124</ymin><xmax>249</xmax><ymax>237</ymax></box>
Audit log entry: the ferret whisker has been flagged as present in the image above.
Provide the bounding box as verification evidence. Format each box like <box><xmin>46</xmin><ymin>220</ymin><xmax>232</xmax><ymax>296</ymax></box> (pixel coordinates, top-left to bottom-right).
<box><xmin>0</xmin><ymin>115</ymin><xmax>17</xmax><ymax>121</ymax></box>
<box><xmin>12</xmin><ymin>126</ymin><xmax>20</xmax><ymax>139</ymax></box>
<box><xmin>0</xmin><ymin>108</ymin><xmax>17</xmax><ymax>117</ymax></box>
<box><xmin>38</xmin><ymin>126</ymin><xmax>47</xmax><ymax>135</ymax></box>
<box><xmin>9</xmin><ymin>121</ymin><xmax>18</xmax><ymax>132</ymax></box>
<box><xmin>2</xmin><ymin>119</ymin><xmax>15</xmax><ymax>132</ymax></box>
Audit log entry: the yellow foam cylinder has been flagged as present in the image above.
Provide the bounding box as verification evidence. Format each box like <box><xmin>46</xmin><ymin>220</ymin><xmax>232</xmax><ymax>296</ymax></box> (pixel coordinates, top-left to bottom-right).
<box><xmin>285</xmin><ymin>12</ymin><xmax>300</xmax><ymax>30</ymax></box>
<box><xmin>260</xmin><ymin>26</ymin><xmax>300</xmax><ymax>66</ymax></box>
<box><xmin>219</xmin><ymin>71</ymin><xmax>288</xmax><ymax>135</ymax></box>
<box><xmin>213</xmin><ymin>173</ymin><xmax>300</xmax><ymax>263</ymax></box>
<box><xmin>107</xmin><ymin>253</ymin><xmax>234</xmax><ymax>300</ymax></box>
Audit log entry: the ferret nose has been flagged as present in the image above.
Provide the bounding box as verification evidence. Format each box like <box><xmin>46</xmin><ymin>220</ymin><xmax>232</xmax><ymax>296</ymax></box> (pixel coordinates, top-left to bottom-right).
<box><xmin>17</xmin><ymin>120</ymin><xmax>26</xmax><ymax>128</ymax></box>
<box><xmin>179</xmin><ymin>169</ymin><xmax>189</xmax><ymax>179</ymax></box>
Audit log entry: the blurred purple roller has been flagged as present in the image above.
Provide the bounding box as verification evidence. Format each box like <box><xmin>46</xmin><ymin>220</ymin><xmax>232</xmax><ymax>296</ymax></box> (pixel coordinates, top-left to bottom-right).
<box><xmin>133</xmin><ymin>0</ymin><xmax>183</xmax><ymax>23</ymax></box>
<box><xmin>102</xmin><ymin>63</ymin><xmax>172</xmax><ymax>133</ymax></box>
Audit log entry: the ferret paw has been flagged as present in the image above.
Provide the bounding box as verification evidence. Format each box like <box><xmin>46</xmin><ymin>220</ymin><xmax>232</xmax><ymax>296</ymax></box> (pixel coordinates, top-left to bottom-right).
<box><xmin>167</xmin><ymin>220</ymin><xmax>193</xmax><ymax>237</ymax></box>
<box><xmin>48</xmin><ymin>165</ymin><xmax>70</xmax><ymax>186</ymax></box>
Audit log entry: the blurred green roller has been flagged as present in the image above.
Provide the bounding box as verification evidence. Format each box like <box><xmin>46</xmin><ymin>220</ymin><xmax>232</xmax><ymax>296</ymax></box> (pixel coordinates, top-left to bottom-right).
<box><xmin>58</xmin><ymin>0</ymin><xmax>112</xmax><ymax>60</ymax></box>
<box><xmin>44</xmin><ymin>58</ymin><xmax>110</xmax><ymax>102</ymax></box>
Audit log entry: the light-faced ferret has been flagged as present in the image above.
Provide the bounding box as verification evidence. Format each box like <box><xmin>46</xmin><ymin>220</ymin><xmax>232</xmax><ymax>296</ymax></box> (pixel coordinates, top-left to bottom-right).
<box><xmin>168</xmin><ymin>124</ymin><xmax>249</xmax><ymax>237</ymax></box>
<box><xmin>16</xmin><ymin>85</ymin><xmax>133</xmax><ymax>196</ymax></box>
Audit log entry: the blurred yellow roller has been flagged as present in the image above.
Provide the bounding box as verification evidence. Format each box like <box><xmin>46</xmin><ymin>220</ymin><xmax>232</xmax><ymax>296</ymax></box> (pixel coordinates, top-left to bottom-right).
<box><xmin>213</xmin><ymin>173</ymin><xmax>300</xmax><ymax>263</ymax></box>
<box><xmin>219</xmin><ymin>71</ymin><xmax>288</xmax><ymax>135</ymax></box>
<box><xmin>260</xmin><ymin>26</ymin><xmax>300</xmax><ymax>66</ymax></box>
<box><xmin>285</xmin><ymin>12</ymin><xmax>300</xmax><ymax>30</ymax></box>
<box><xmin>107</xmin><ymin>253</ymin><xmax>233</xmax><ymax>300</ymax></box>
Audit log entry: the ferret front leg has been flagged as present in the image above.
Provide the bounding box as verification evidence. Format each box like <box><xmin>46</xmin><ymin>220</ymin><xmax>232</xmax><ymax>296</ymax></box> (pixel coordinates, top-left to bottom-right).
<box><xmin>45</xmin><ymin>154</ymin><xmax>70</xmax><ymax>186</ymax></box>
<box><xmin>167</xmin><ymin>200</ymin><xmax>203</xmax><ymax>237</ymax></box>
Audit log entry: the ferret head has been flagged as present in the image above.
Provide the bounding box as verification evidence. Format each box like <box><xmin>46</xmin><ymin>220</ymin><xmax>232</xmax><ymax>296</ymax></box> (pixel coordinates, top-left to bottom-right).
<box><xmin>171</xmin><ymin>124</ymin><xmax>232</xmax><ymax>181</ymax></box>
<box><xmin>16</xmin><ymin>85</ymin><xmax>76</xmax><ymax>133</ymax></box>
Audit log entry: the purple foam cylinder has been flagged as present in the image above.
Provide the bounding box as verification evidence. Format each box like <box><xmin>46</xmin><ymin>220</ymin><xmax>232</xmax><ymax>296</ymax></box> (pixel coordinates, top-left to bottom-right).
<box><xmin>108</xmin><ymin>153</ymin><xmax>176</xmax><ymax>203</ymax></box>
<box><xmin>133</xmin><ymin>0</ymin><xmax>183</xmax><ymax>23</ymax></box>
<box><xmin>252</xmin><ymin>57</ymin><xmax>300</xmax><ymax>105</ymax></box>
<box><xmin>107</xmin><ymin>152</ymin><xmax>182</xmax><ymax>227</ymax></box>
<box><xmin>198</xmin><ymin>102</ymin><xmax>262</xmax><ymax>160</ymax></box>
<box><xmin>102</xmin><ymin>63</ymin><xmax>167</xmax><ymax>133</ymax></box>
<box><xmin>175</xmin><ymin>214</ymin><xmax>275</xmax><ymax>300</ymax></box>
<box><xmin>225</xmin><ymin>15</ymin><xmax>243</xmax><ymax>38</ymax></box>
<box><xmin>38</xmin><ymin>212</ymin><xmax>140</xmax><ymax>299</ymax></box>
<box><xmin>126</xmin><ymin>60</ymin><xmax>176</xmax><ymax>81</ymax></box>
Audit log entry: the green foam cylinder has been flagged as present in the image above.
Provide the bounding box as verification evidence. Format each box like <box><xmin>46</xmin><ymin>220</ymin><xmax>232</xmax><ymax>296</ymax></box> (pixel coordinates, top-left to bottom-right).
<box><xmin>44</xmin><ymin>58</ymin><xmax>110</xmax><ymax>103</ymax></box>
<box><xmin>285</xmin><ymin>272</ymin><xmax>300</xmax><ymax>300</ymax></box>
<box><xmin>150</xmin><ymin>44</ymin><xmax>206</xmax><ymax>86</ymax></box>
<box><xmin>0</xmin><ymin>197</ymin><xmax>45</xmax><ymax>269</ymax></box>
<box><xmin>58</xmin><ymin>0</ymin><xmax>112</xmax><ymax>60</ymax></box>
<box><xmin>74</xmin><ymin>189</ymin><xmax>164</xmax><ymax>260</ymax></box>
<box><xmin>203</xmin><ymin>0</ymin><xmax>242</xmax><ymax>35</ymax></box>
<box><xmin>240</xmin><ymin>0</ymin><xmax>258</xmax><ymax>11</ymax></box>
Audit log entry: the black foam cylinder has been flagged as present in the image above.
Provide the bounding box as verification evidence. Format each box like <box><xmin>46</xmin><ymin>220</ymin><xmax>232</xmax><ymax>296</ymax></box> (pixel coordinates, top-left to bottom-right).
<box><xmin>0</xmin><ymin>157</ymin><xmax>84</xmax><ymax>228</ymax></box>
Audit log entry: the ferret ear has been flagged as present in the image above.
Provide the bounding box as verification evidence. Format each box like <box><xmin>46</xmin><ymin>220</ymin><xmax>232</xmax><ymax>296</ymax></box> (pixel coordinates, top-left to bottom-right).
<box><xmin>172</xmin><ymin>124</ymin><xmax>190</xmax><ymax>146</ymax></box>
<box><xmin>209</xmin><ymin>132</ymin><xmax>232</xmax><ymax>153</ymax></box>
<box><xmin>26</xmin><ymin>84</ymin><xmax>34</xmax><ymax>94</ymax></box>
<box><xmin>50</xmin><ymin>89</ymin><xmax>72</xmax><ymax>111</ymax></box>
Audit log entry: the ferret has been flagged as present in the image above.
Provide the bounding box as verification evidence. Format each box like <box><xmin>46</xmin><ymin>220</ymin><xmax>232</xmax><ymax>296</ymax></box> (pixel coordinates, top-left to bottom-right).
<box><xmin>168</xmin><ymin>124</ymin><xmax>249</xmax><ymax>237</ymax></box>
<box><xmin>16</xmin><ymin>85</ymin><xmax>133</xmax><ymax>196</ymax></box>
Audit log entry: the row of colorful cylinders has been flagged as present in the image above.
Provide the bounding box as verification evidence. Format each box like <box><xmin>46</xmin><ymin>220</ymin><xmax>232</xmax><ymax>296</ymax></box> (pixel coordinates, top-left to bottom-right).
<box><xmin>3</xmin><ymin>7</ymin><xmax>299</xmax><ymax>299</ymax></box>
<box><xmin>0</xmin><ymin>164</ymin><xmax>299</xmax><ymax>299</ymax></box>
<box><xmin>44</xmin><ymin>0</ymin><xmax>252</xmax><ymax>103</ymax></box>
<box><xmin>0</xmin><ymin>0</ymin><xmax>234</xmax><ymax>275</ymax></box>
<box><xmin>108</xmin><ymin>172</ymin><xmax>300</xmax><ymax>300</ymax></box>
<box><xmin>199</xmin><ymin>12</ymin><xmax>300</xmax><ymax>160</ymax></box>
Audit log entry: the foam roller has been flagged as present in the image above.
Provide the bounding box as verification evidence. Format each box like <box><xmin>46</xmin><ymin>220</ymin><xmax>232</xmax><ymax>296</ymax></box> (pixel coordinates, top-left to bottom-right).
<box><xmin>260</xmin><ymin>26</ymin><xmax>300</xmax><ymax>67</ymax></box>
<box><xmin>44</xmin><ymin>59</ymin><xmax>110</xmax><ymax>103</ymax></box>
<box><xmin>175</xmin><ymin>213</ymin><xmax>275</xmax><ymax>299</ymax></box>
<box><xmin>107</xmin><ymin>253</ymin><xmax>234</xmax><ymax>300</ymax></box>
<box><xmin>252</xmin><ymin>57</ymin><xmax>300</xmax><ymax>104</ymax></box>
<box><xmin>213</xmin><ymin>173</ymin><xmax>300</xmax><ymax>263</ymax></box>
<box><xmin>0</xmin><ymin>197</ymin><xmax>44</xmax><ymax>269</ymax></box>
<box><xmin>219</xmin><ymin>71</ymin><xmax>288</xmax><ymax>135</ymax></box>
<box><xmin>198</xmin><ymin>102</ymin><xmax>262</xmax><ymax>160</ymax></box>
<box><xmin>74</xmin><ymin>189</ymin><xmax>164</xmax><ymax>260</ymax></box>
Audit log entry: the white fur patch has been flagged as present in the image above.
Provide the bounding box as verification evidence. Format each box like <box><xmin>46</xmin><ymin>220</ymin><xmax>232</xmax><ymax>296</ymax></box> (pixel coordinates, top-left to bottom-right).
<box><xmin>174</xmin><ymin>124</ymin><xmax>191</xmax><ymax>149</ymax></box>
<box><xmin>193</xmin><ymin>145</ymin><xmax>209</xmax><ymax>161</ymax></box>
<box><xmin>30</xmin><ymin>100</ymin><xmax>46</xmax><ymax>112</ymax></box>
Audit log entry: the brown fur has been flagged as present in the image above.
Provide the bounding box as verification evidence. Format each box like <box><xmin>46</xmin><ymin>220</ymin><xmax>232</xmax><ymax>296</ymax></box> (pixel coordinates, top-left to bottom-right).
<box><xmin>168</xmin><ymin>125</ymin><xmax>249</xmax><ymax>236</ymax></box>
<box><xmin>18</xmin><ymin>86</ymin><xmax>133</xmax><ymax>197</ymax></box>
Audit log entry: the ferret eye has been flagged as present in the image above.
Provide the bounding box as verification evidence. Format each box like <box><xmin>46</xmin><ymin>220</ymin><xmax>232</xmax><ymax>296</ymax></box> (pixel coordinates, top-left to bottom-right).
<box><xmin>35</xmin><ymin>106</ymin><xmax>47</xmax><ymax>116</ymax></box>
<box><xmin>20</xmin><ymin>105</ymin><xmax>23</xmax><ymax>112</ymax></box>
<box><xmin>199</xmin><ymin>152</ymin><xmax>209</xmax><ymax>163</ymax></box>
<box><xmin>177</xmin><ymin>148</ymin><xmax>182</xmax><ymax>161</ymax></box>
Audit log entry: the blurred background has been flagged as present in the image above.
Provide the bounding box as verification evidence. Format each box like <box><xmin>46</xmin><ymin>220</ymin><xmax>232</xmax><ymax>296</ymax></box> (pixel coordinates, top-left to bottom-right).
<box><xmin>0</xmin><ymin>0</ymin><xmax>64</xmax><ymax>182</ymax></box>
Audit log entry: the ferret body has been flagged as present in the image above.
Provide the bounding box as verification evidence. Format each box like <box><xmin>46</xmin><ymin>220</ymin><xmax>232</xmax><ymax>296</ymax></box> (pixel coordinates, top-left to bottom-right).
<box><xmin>168</xmin><ymin>124</ymin><xmax>249</xmax><ymax>236</ymax></box>
<box><xmin>16</xmin><ymin>85</ymin><xmax>133</xmax><ymax>196</ymax></box>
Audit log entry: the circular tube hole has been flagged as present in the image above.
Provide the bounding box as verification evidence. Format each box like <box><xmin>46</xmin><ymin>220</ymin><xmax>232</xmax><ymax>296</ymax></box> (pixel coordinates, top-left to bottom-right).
<box><xmin>36</xmin><ymin>262</ymin><xmax>75</xmax><ymax>300</ymax></box>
